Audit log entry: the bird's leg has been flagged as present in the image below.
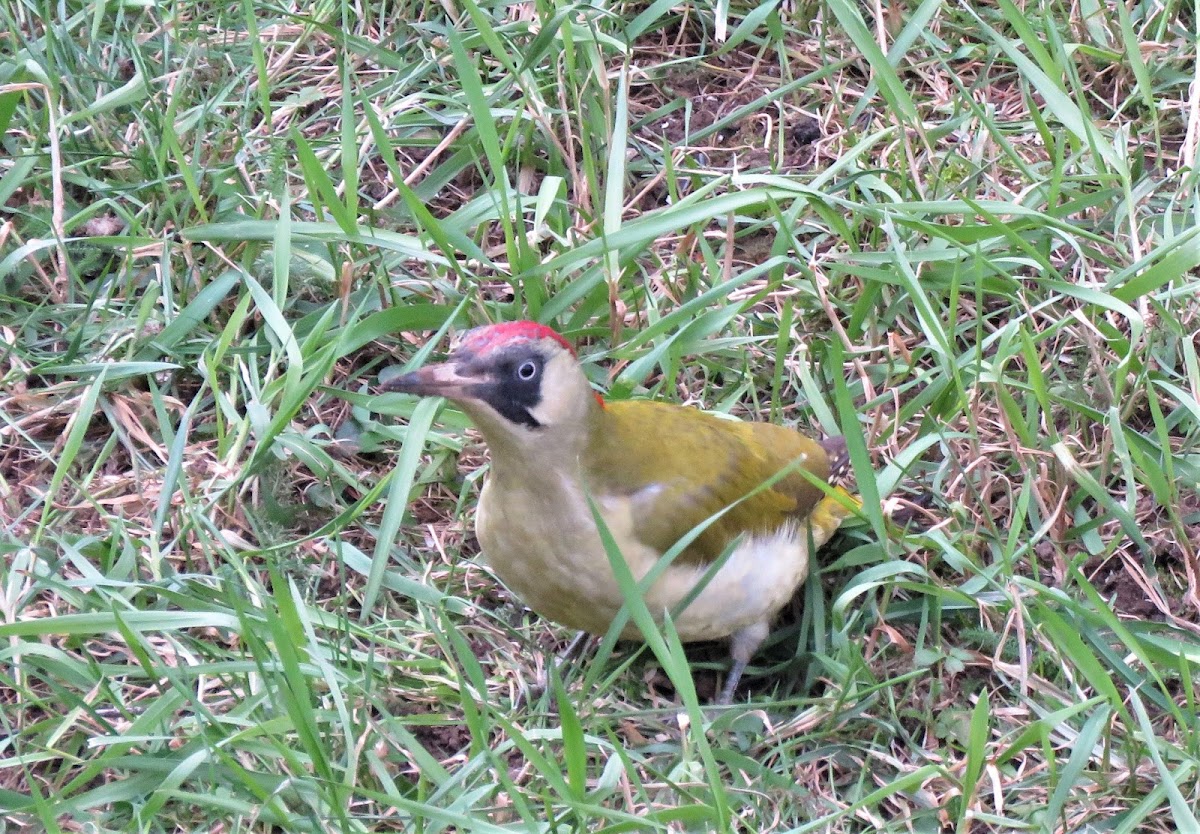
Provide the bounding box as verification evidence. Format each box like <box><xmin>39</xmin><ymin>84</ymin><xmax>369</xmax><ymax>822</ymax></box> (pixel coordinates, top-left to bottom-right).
<box><xmin>718</xmin><ymin>621</ymin><xmax>769</xmax><ymax>705</ymax></box>
<box><xmin>556</xmin><ymin>630</ymin><xmax>593</xmax><ymax>665</ymax></box>
<box><xmin>717</xmin><ymin>658</ymin><xmax>749</xmax><ymax>706</ymax></box>
<box><xmin>525</xmin><ymin>630</ymin><xmax>593</xmax><ymax>709</ymax></box>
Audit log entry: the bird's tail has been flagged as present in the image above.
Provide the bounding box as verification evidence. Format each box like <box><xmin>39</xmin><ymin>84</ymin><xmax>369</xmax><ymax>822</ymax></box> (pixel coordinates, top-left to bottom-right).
<box><xmin>819</xmin><ymin>436</ymin><xmax>851</xmax><ymax>487</ymax></box>
<box><xmin>818</xmin><ymin>436</ymin><xmax>939</xmax><ymax>529</ymax></box>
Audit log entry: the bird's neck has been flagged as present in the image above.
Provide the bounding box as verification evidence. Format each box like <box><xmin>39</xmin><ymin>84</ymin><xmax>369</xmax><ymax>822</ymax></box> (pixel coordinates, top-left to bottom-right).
<box><xmin>473</xmin><ymin>396</ymin><xmax>609</xmax><ymax>488</ymax></box>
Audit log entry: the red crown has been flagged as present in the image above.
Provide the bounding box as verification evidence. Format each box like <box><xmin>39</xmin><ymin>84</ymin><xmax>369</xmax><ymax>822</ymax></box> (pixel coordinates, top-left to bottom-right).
<box><xmin>457</xmin><ymin>321</ymin><xmax>574</xmax><ymax>356</ymax></box>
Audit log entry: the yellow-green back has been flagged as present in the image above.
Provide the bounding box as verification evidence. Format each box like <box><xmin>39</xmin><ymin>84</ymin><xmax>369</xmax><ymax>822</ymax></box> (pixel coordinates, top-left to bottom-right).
<box><xmin>583</xmin><ymin>400</ymin><xmax>833</xmax><ymax>566</ymax></box>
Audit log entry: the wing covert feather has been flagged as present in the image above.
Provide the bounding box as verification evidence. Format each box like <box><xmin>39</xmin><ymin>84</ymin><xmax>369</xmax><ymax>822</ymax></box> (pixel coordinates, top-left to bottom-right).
<box><xmin>583</xmin><ymin>401</ymin><xmax>834</xmax><ymax>566</ymax></box>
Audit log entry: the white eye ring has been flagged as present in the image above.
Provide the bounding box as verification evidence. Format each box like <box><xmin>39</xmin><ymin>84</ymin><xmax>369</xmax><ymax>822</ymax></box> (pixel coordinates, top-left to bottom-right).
<box><xmin>517</xmin><ymin>360</ymin><xmax>538</xmax><ymax>380</ymax></box>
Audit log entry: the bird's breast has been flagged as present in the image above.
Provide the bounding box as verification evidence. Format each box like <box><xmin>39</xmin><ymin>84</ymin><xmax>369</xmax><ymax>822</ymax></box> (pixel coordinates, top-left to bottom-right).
<box><xmin>474</xmin><ymin>475</ymin><xmax>814</xmax><ymax>643</ymax></box>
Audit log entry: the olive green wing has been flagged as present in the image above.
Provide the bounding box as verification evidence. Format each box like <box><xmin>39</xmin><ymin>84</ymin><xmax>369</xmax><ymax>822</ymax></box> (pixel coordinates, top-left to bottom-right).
<box><xmin>583</xmin><ymin>401</ymin><xmax>839</xmax><ymax>566</ymax></box>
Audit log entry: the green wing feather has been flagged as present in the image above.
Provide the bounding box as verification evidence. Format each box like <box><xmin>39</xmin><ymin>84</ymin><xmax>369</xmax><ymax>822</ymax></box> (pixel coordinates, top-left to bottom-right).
<box><xmin>583</xmin><ymin>401</ymin><xmax>837</xmax><ymax>566</ymax></box>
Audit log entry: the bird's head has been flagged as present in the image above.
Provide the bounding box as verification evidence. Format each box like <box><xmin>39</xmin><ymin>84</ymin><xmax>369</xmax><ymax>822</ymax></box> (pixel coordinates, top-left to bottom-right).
<box><xmin>381</xmin><ymin>321</ymin><xmax>601</xmax><ymax>457</ymax></box>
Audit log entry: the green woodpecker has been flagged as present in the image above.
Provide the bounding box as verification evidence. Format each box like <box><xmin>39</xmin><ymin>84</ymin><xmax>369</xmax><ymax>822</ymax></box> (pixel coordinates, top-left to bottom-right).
<box><xmin>383</xmin><ymin>321</ymin><xmax>851</xmax><ymax>703</ymax></box>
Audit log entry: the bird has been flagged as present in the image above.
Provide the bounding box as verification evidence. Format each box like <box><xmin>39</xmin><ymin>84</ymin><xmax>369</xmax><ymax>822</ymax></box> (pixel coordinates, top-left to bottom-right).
<box><xmin>381</xmin><ymin>320</ymin><xmax>853</xmax><ymax>704</ymax></box>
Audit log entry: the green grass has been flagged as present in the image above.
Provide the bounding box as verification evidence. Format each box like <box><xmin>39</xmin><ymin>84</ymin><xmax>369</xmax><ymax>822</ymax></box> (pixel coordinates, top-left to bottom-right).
<box><xmin>2</xmin><ymin>0</ymin><xmax>1199</xmax><ymax>830</ymax></box>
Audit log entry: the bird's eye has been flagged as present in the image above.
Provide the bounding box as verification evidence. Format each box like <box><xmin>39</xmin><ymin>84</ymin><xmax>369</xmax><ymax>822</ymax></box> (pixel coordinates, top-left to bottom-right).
<box><xmin>516</xmin><ymin>360</ymin><xmax>539</xmax><ymax>381</ymax></box>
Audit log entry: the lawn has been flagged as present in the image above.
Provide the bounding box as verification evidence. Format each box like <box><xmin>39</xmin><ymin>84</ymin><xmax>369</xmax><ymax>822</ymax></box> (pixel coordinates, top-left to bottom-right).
<box><xmin>2</xmin><ymin>0</ymin><xmax>1199</xmax><ymax>830</ymax></box>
